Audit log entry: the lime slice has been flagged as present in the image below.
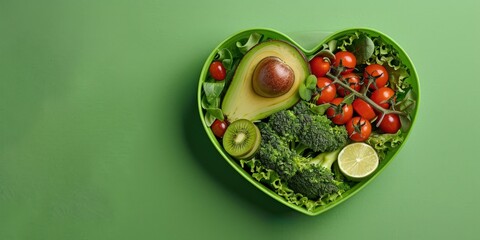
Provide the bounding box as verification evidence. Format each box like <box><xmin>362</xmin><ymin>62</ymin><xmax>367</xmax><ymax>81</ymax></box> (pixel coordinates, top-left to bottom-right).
<box><xmin>338</xmin><ymin>143</ymin><xmax>379</xmax><ymax>181</ymax></box>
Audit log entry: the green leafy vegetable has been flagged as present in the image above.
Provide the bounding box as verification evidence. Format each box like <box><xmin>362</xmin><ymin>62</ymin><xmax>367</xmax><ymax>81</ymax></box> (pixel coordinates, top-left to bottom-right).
<box><xmin>309</xmin><ymin>49</ymin><xmax>336</xmax><ymax>62</ymax></box>
<box><xmin>236</xmin><ymin>32</ymin><xmax>263</xmax><ymax>54</ymax></box>
<box><xmin>203</xmin><ymin>81</ymin><xmax>224</xmax><ymax>104</ymax></box>
<box><xmin>388</xmin><ymin>66</ymin><xmax>410</xmax><ymax>94</ymax></box>
<box><xmin>299</xmin><ymin>74</ymin><xmax>317</xmax><ymax>101</ymax></box>
<box><xmin>348</xmin><ymin>34</ymin><xmax>374</xmax><ymax>64</ymax></box>
<box><xmin>305</xmin><ymin>74</ymin><xmax>317</xmax><ymax>89</ymax></box>
<box><xmin>310</xmin><ymin>103</ymin><xmax>330</xmax><ymax>115</ymax></box>
<box><xmin>342</xmin><ymin>93</ymin><xmax>355</xmax><ymax>105</ymax></box>
<box><xmin>215</xmin><ymin>48</ymin><xmax>234</xmax><ymax>70</ymax></box>
<box><xmin>337</xmin><ymin>31</ymin><xmax>360</xmax><ymax>51</ymax></box>
<box><xmin>206</xmin><ymin>108</ymin><xmax>224</xmax><ymax>121</ymax></box>
<box><xmin>327</xmin><ymin>40</ymin><xmax>337</xmax><ymax>53</ymax></box>
<box><xmin>395</xmin><ymin>89</ymin><xmax>416</xmax><ymax>132</ymax></box>
<box><xmin>366</xmin><ymin>131</ymin><xmax>404</xmax><ymax>160</ymax></box>
<box><xmin>201</xmin><ymin>94</ymin><xmax>218</xmax><ymax>111</ymax></box>
<box><xmin>204</xmin><ymin>112</ymin><xmax>216</xmax><ymax>126</ymax></box>
<box><xmin>202</xmin><ymin>81</ymin><xmax>226</xmax><ymax>125</ymax></box>
<box><xmin>299</xmin><ymin>84</ymin><xmax>312</xmax><ymax>101</ymax></box>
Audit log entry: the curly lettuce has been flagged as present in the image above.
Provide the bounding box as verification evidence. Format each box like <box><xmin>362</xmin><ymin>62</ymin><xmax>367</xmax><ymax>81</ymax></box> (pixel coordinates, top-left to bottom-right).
<box><xmin>239</xmin><ymin>158</ymin><xmax>349</xmax><ymax>212</ymax></box>
<box><xmin>366</xmin><ymin>131</ymin><xmax>404</xmax><ymax>160</ymax></box>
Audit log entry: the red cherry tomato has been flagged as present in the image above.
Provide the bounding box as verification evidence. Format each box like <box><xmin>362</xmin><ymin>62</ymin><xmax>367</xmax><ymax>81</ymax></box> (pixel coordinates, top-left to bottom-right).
<box><xmin>209</xmin><ymin>61</ymin><xmax>226</xmax><ymax>81</ymax></box>
<box><xmin>337</xmin><ymin>73</ymin><xmax>361</xmax><ymax>97</ymax></box>
<box><xmin>310</xmin><ymin>56</ymin><xmax>331</xmax><ymax>77</ymax></box>
<box><xmin>370</xmin><ymin>87</ymin><xmax>395</xmax><ymax>109</ymax></box>
<box><xmin>364</xmin><ymin>64</ymin><xmax>389</xmax><ymax>90</ymax></box>
<box><xmin>334</xmin><ymin>51</ymin><xmax>356</xmax><ymax>74</ymax></box>
<box><xmin>346</xmin><ymin>117</ymin><xmax>372</xmax><ymax>142</ymax></box>
<box><xmin>211</xmin><ymin>119</ymin><xmax>228</xmax><ymax>138</ymax></box>
<box><xmin>352</xmin><ymin>98</ymin><xmax>376</xmax><ymax>121</ymax></box>
<box><xmin>378</xmin><ymin>114</ymin><xmax>401</xmax><ymax>133</ymax></box>
<box><xmin>326</xmin><ymin>98</ymin><xmax>353</xmax><ymax>125</ymax></box>
<box><xmin>316</xmin><ymin>77</ymin><xmax>336</xmax><ymax>104</ymax></box>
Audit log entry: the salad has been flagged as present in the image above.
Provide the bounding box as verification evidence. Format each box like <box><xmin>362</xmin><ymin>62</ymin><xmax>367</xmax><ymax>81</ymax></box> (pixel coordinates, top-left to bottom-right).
<box><xmin>200</xmin><ymin>30</ymin><xmax>417</xmax><ymax>212</ymax></box>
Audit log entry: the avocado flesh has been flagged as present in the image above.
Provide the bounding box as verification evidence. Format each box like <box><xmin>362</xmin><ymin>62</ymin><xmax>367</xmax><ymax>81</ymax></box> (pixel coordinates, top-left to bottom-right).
<box><xmin>222</xmin><ymin>40</ymin><xmax>309</xmax><ymax>122</ymax></box>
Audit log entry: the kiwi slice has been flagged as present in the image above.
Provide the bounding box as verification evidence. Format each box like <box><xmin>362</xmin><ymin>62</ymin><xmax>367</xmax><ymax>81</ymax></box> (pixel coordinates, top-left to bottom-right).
<box><xmin>222</xmin><ymin>119</ymin><xmax>261</xmax><ymax>159</ymax></box>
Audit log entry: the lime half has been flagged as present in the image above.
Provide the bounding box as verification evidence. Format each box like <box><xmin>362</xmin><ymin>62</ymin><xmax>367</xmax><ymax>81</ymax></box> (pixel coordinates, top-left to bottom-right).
<box><xmin>338</xmin><ymin>143</ymin><xmax>379</xmax><ymax>181</ymax></box>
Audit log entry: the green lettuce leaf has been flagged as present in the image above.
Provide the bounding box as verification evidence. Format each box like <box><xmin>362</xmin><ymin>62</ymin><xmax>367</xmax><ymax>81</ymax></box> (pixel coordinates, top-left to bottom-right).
<box><xmin>201</xmin><ymin>81</ymin><xmax>226</xmax><ymax>125</ymax></box>
<box><xmin>395</xmin><ymin>89</ymin><xmax>417</xmax><ymax>132</ymax></box>
<box><xmin>204</xmin><ymin>112</ymin><xmax>216</xmax><ymax>126</ymax></box>
<box><xmin>366</xmin><ymin>131</ymin><xmax>404</xmax><ymax>160</ymax></box>
<box><xmin>203</xmin><ymin>81</ymin><xmax>225</xmax><ymax>105</ymax></box>
<box><xmin>215</xmin><ymin>48</ymin><xmax>234</xmax><ymax>70</ymax></box>
<box><xmin>236</xmin><ymin>32</ymin><xmax>263</xmax><ymax>54</ymax></box>
<box><xmin>337</xmin><ymin>32</ymin><xmax>360</xmax><ymax>51</ymax></box>
<box><xmin>348</xmin><ymin>34</ymin><xmax>375</xmax><ymax>64</ymax></box>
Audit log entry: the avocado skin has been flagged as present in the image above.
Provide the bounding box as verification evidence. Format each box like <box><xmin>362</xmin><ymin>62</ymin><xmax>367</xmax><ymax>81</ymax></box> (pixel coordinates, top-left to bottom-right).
<box><xmin>222</xmin><ymin>40</ymin><xmax>309</xmax><ymax>122</ymax></box>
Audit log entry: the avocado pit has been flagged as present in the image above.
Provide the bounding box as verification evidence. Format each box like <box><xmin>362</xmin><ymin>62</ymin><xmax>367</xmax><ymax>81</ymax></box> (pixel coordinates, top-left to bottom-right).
<box><xmin>252</xmin><ymin>56</ymin><xmax>295</xmax><ymax>98</ymax></box>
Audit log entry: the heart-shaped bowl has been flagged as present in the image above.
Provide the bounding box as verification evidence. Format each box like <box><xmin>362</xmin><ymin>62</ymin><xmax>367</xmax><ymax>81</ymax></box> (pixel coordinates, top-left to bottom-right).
<box><xmin>197</xmin><ymin>27</ymin><xmax>420</xmax><ymax>216</ymax></box>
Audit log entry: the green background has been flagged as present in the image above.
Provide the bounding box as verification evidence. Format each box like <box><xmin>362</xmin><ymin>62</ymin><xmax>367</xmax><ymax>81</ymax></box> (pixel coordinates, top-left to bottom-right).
<box><xmin>1</xmin><ymin>0</ymin><xmax>479</xmax><ymax>239</ymax></box>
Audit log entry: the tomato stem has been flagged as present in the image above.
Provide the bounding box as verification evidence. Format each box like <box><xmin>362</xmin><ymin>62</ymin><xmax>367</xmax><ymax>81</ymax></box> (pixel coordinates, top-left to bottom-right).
<box><xmin>326</xmin><ymin>72</ymin><xmax>407</xmax><ymax>119</ymax></box>
<box><xmin>376</xmin><ymin>113</ymin><xmax>386</xmax><ymax>128</ymax></box>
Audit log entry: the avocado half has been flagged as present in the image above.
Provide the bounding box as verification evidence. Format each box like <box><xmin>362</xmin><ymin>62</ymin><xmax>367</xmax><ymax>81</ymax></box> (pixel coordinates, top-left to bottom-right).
<box><xmin>221</xmin><ymin>40</ymin><xmax>309</xmax><ymax>122</ymax></box>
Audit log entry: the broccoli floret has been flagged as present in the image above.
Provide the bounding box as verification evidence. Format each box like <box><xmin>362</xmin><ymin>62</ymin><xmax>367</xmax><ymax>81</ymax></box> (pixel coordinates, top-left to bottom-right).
<box><xmin>268</xmin><ymin>102</ymin><xmax>348</xmax><ymax>153</ymax></box>
<box><xmin>297</xmin><ymin>114</ymin><xmax>348</xmax><ymax>153</ymax></box>
<box><xmin>256</xmin><ymin>123</ymin><xmax>299</xmax><ymax>180</ymax></box>
<box><xmin>292</xmin><ymin>100</ymin><xmax>314</xmax><ymax>115</ymax></box>
<box><xmin>288</xmin><ymin>149</ymin><xmax>346</xmax><ymax>199</ymax></box>
<box><xmin>269</xmin><ymin>109</ymin><xmax>301</xmax><ymax>142</ymax></box>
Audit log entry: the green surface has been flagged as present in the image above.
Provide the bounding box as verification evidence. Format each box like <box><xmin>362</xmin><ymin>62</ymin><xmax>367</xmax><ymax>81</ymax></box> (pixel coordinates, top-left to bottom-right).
<box><xmin>0</xmin><ymin>0</ymin><xmax>479</xmax><ymax>239</ymax></box>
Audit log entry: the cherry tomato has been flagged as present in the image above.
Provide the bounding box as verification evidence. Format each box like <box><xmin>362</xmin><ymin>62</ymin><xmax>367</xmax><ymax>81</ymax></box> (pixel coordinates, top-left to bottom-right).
<box><xmin>310</xmin><ymin>56</ymin><xmax>331</xmax><ymax>77</ymax></box>
<box><xmin>333</xmin><ymin>51</ymin><xmax>356</xmax><ymax>74</ymax></box>
<box><xmin>378</xmin><ymin>113</ymin><xmax>401</xmax><ymax>133</ymax></box>
<box><xmin>337</xmin><ymin>73</ymin><xmax>361</xmax><ymax>96</ymax></box>
<box><xmin>211</xmin><ymin>119</ymin><xmax>228</xmax><ymax>138</ymax></box>
<box><xmin>316</xmin><ymin>77</ymin><xmax>336</xmax><ymax>104</ymax></box>
<box><xmin>346</xmin><ymin>117</ymin><xmax>372</xmax><ymax>142</ymax></box>
<box><xmin>326</xmin><ymin>98</ymin><xmax>353</xmax><ymax>125</ymax></box>
<box><xmin>370</xmin><ymin>87</ymin><xmax>395</xmax><ymax>109</ymax></box>
<box><xmin>352</xmin><ymin>98</ymin><xmax>376</xmax><ymax>121</ymax></box>
<box><xmin>364</xmin><ymin>64</ymin><xmax>389</xmax><ymax>90</ymax></box>
<box><xmin>209</xmin><ymin>61</ymin><xmax>226</xmax><ymax>81</ymax></box>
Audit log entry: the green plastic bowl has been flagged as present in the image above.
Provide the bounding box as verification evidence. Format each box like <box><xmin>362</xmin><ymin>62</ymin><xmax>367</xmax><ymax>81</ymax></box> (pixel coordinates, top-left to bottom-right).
<box><xmin>197</xmin><ymin>27</ymin><xmax>420</xmax><ymax>216</ymax></box>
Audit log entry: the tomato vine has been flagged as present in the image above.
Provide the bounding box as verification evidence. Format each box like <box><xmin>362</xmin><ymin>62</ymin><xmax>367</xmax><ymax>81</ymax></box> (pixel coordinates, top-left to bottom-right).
<box><xmin>325</xmin><ymin>70</ymin><xmax>406</xmax><ymax>128</ymax></box>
